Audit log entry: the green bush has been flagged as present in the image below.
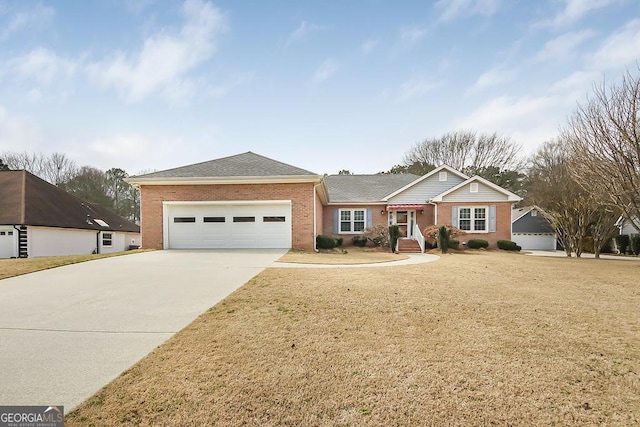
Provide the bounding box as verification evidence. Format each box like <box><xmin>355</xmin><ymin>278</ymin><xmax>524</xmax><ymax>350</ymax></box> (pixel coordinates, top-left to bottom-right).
<box><xmin>352</xmin><ymin>235</ymin><xmax>368</xmax><ymax>247</ymax></box>
<box><xmin>497</xmin><ymin>240</ymin><xmax>521</xmax><ymax>251</ymax></box>
<box><xmin>424</xmin><ymin>240</ymin><xmax>434</xmax><ymax>250</ymax></box>
<box><xmin>467</xmin><ymin>239</ymin><xmax>489</xmax><ymax>249</ymax></box>
<box><xmin>630</xmin><ymin>234</ymin><xmax>640</xmax><ymax>255</ymax></box>
<box><xmin>316</xmin><ymin>235</ymin><xmax>338</xmax><ymax>249</ymax></box>
<box><xmin>601</xmin><ymin>238</ymin><xmax>615</xmax><ymax>254</ymax></box>
<box><xmin>449</xmin><ymin>239</ymin><xmax>460</xmax><ymax>250</ymax></box>
<box><xmin>336</xmin><ymin>238</ymin><xmax>343</xmax><ymax>247</ymax></box>
<box><xmin>438</xmin><ymin>225</ymin><xmax>450</xmax><ymax>254</ymax></box>
<box><xmin>615</xmin><ymin>234</ymin><xmax>630</xmax><ymax>254</ymax></box>
<box><xmin>388</xmin><ymin>225</ymin><xmax>400</xmax><ymax>251</ymax></box>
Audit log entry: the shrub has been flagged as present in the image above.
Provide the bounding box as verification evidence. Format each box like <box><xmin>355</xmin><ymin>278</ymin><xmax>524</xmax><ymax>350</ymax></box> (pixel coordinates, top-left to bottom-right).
<box><xmin>362</xmin><ymin>225</ymin><xmax>389</xmax><ymax>247</ymax></box>
<box><xmin>336</xmin><ymin>238</ymin><xmax>344</xmax><ymax>247</ymax></box>
<box><xmin>352</xmin><ymin>235</ymin><xmax>368</xmax><ymax>247</ymax></box>
<box><xmin>316</xmin><ymin>235</ymin><xmax>338</xmax><ymax>249</ymax></box>
<box><xmin>423</xmin><ymin>224</ymin><xmax>465</xmax><ymax>247</ymax></box>
<box><xmin>424</xmin><ymin>240</ymin><xmax>434</xmax><ymax>250</ymax></box>
<box><xmin>630</xmin><ymin>234</ymin><xmax>640</xmax><ymax>255</ymax></box>
<box><xmin>497</xmin><ymin>240</ymin><xmax>521</xmax><ymax>251</ymax></box>
<box><xmin>449</xmin><ymin>239</ymin><xmax>460</xmax><ymax>250</ymax></box>
<box><xmin>582</xmin><ymin>236</ymin><xmax>595</xmax><ymax>253</ymax></box>
<box><xmin>601</xmin><ymin>238</ymin><xmax>615</xmax><ymax>254</ymax></box>
<box><xmin>388</xmin><ymin>225</ymin><xmax>400</xmax><ymax>251</ymax></box>
<box><xmin>467</xmin><ymin>239</ymin><xmax>489</xmax><ymax>249</ymax></box>
<box><xmin>614</xmin><ymin>234</ymin><xmax>630</xmax><ymax>254</ymax></box>
<box><xmin>437</xmin><ymin>225</ymin><xmax>450</xmax><ymax>254</ymax></box>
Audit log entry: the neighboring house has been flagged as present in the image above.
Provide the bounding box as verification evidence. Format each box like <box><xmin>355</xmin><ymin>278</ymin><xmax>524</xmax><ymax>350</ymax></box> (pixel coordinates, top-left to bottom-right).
<box><xmin>615</xmin><ymin>216</ymin><xmax>640</xmax><ymax>235</ymax></box>
<box><xmin>511</xmin><ymin>206</ymin><xmax>557</xmax><ymax>251</ymax></box>
<box><xmin>127</xmin><ymin>152</ymin><xmax>521</xmax><ymax>252</ymax></box>
<box><xmin>0</xmin><ymin>170</ymin><xmax>140</xmax><ymax>258</ymax></box>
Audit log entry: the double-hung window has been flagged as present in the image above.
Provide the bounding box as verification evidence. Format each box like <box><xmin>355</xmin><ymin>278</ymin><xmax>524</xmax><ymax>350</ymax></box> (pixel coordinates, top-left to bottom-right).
<box><xmin>458</xmin><ymin>207</ymin><xmax>487</xmax><ymax>232</ymax></box>
<box><xmin>102</xmin><ymin>232</ymin><xmax>113</xmax><ymax>246</ymax></box>
<box><xmin>340</xmin><ymin>209</ymin><xmax>366</xmax><ymax>233</ymax></box>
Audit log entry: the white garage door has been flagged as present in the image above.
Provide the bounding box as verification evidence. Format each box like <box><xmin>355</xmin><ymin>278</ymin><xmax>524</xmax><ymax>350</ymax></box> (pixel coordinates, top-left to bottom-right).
<box><xmin>512</xmin><ymin>233</ymin><xmax>556</xmax><ymax>251</ymax></box>
<box><xmin>165</xmin><ymin>202</ymin><xmax>291</xmax><ymax>249</ymax></box>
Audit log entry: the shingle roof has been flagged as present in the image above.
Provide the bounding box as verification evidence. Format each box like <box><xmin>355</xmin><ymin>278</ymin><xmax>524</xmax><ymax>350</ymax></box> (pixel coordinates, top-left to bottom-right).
<box><xmin>325</xmin><ymin>174</ymin><xmax>420</xmax><ymax>203</ymax></box>
<box><xmin>0</xmin><ymin>170</ymin><xmax>140</xmax><ymax>232</ymax></box>
<box><xmin>132</xmin><ymin>151</ymin><xmax>319</xmax><ymax>179</ymax></box>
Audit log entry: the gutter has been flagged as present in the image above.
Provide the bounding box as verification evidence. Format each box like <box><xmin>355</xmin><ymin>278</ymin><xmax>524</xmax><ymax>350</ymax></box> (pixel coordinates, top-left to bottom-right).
<box><xmin>427</xmin><ymin>201</ymin><xmax>438</xmax><ymax>225</ymax></box>
<box><xmin>12</xmin><ymin>225</ymin><xmax>22</xmax><ymax>258</ymax></box>
<box><xmin>95</xmin><ymin>231</ymin><xmax>101</xmax><ymax>254</ymax></box>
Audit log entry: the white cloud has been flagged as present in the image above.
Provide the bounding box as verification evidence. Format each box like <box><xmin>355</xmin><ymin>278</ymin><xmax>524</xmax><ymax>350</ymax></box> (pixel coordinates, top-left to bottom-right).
<box><xmin>472</xmin><ymin>65</ymin><xmax>517</xmax><ymax>91</ymax></box>
<box><xmin>395</xmin><ymin>75</ymin><xmax>439</xmax><ymax>101</ymax></box>
<box><xmin>435</xmin><ymin>0</ymin><xmax>501</xmax><ymax>22</ymax></box>
<box><xmin>7</xmin><ymin>48</ymin><xmax>78</xmax><ymax>85</ymax></box>
<box><xmin>544</xmin><ymin>0</ymin><xmax>620</xmax><ymax>28</ymax></box>
<box><xmin>285</xmin><ymin>21</ymin><xmax>327</xmax><ymax>47</ymax></box>
<box><xmin>0</xmin><ymin>106</ymin><xmax>43</xmax><ymax>150</ymax></box>
<box><xmin>312</xmin><ymin>59</ymin><xmax>339</xmax><ymax>83</ymax></box>
<box><xmin>0</xmin><ymin>3</ymin><xmax>55</xmax><ymax>40</ymax></box>
<box><xmin>453</xmin><ymin>95</ymin><xmax>569</xmax><ymax>150</ymax></box>
<box><xmin>87</xmin><ymin>0</ymin><xmax>226</xmax><ymax>102</ymax></box>
<box><xmin>533</xmin><ymin>29</ymin><xmax>595</xmax><ymax>63</ymax></box>
<box><xmin>589</xmin><ymin>18</ymin><xmax>640</xmax><ymax>70</ymax></box>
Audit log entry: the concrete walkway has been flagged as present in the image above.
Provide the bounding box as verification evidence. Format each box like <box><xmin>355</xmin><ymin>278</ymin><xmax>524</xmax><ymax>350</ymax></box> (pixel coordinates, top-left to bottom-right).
<box><xmin>525</xmin><ymin>250</ymin><xmax>640</xmax><ymax>261</ymax></box>
<box><xmin>0</xmin><ymin>249</ymin><xmax>286</xmax><ymax>410</ymax></box>
<box><xmin>271</xmin><ymin>253</ymin><xmax>440</xmax><ymax>268</ymax></box>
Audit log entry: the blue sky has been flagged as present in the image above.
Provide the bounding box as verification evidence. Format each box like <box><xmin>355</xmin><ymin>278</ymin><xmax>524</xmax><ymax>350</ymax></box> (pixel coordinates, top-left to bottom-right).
<box><xmin>0</xmin><ymin>0</ymin><xmax>638</xmax><ymax>175</ymax></box>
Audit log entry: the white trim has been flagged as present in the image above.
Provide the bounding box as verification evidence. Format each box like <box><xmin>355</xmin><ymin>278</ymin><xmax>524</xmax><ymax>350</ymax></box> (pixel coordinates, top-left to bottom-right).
<box><xmin>382</xmin><ymin>165</ymin><xmax>469</xmax><ymax>201</ymax></box>
<box><xmin>163</xmin><ymin>200</ymin><xmax>292</xmax><ymax>206</ymax></box>
<box><xmin>338</xmin><ymin>208</ymin><xmax>366</xmax><ymax>234</ymax></box>
<box><xmin>458</xmin><ymin>206</ymin><xmax>489</xmax><ymax>233</ymax></box>
<box><xmin>431</xmin><ymin>175</ymin><xmax>522</xmax><ymax>202</ymax></box>
<box><xmin>511</xmin><ymin>205</ymin><xmax>539</xmax><ymax>223</ymax></box>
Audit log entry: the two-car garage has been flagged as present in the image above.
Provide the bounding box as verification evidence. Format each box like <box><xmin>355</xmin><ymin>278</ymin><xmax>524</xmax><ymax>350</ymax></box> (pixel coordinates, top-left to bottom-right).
<box><xmin>163</xmin><ymin>201</ymin><xmax>292</xmax><ymax>249</ymax></box>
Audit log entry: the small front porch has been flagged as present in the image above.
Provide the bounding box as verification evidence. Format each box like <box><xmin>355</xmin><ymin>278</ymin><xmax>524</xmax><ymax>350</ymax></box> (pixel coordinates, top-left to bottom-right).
<box><xmin>386</xmin><ymin>205</ymin><xmax>430</xmax><ymax>253</ymax></box>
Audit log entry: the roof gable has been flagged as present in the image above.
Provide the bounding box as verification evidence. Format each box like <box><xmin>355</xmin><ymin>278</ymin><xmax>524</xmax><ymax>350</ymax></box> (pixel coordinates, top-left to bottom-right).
<box><xmin>383</xmin><ymin>165</ymin><xmax>469</xmax><ymax>203</ymax></box>
<box><xmin>130</xmin><ymin>151</ymin><xmax>319</xmax><ymax>181</ymax></box>
<box><xmin>0</xmin><ymin>170</ymin><xmax>139</xmax><ymax>232</ymax></box>
<box><xmin>431</xmin><ymin>175</ymin><xmax>522</xmax><ymax>202</ymax></box>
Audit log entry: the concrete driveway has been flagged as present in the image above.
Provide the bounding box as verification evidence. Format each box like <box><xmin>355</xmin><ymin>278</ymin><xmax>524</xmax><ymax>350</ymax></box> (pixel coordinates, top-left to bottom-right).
<box><xmin>0</xmin><ymin>249</ymin><xmax>286</xmax><ymax>410</ymax></box>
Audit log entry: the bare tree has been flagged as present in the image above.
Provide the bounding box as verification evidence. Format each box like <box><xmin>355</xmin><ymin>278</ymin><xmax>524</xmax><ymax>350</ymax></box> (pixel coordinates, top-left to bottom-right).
<box><xmin>402</xmin><ymin>130</ymin><xmax>524</xmax><ymax>175</ymax></box>
<box><xmin>564</xmin><ymin>68</ymin><xmax>640</xmax><ymax>231</ymax></box>
<box><xmin>528</xmin><ymin>140</ymin><xmax>589</xmax><ymax>257</ymax></box>
<box><xmin>1</xmin><ymin>151</ymin><xmax>77</xmax><ymax>185</ymax></box>
<box><xmin>529</xmin><ymin>139</ymin><xmax>620</xmax><ymax>257</ymax></box>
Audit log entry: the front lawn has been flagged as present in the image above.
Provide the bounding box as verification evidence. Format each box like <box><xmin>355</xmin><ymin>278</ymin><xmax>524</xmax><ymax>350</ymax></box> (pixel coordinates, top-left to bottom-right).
<box><xmin>67</xmin><ymin>251</ymin><xmax>640</xmax><ymax>426</ymax></box>
<box><xmin>278</xmin><ymin>247</ymin><xmax>408</xmax><ymax>264</ymax></box>
<box><xmin>0</xmin><ymin>250</ymin><xmax>147</xmax><ymax>280</ymax></box>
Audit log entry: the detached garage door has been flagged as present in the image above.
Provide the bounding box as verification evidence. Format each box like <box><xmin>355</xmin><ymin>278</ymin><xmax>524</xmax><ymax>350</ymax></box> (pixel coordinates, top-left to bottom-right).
<box><xmin>165</xmin><ymin>202</ymin><xmax>291</xmax><ymax>249</ymax></box>
<box><xmin>512</xmin><ymin>233</ymin><xmax>556</xmax><ymax>251</ymax></box>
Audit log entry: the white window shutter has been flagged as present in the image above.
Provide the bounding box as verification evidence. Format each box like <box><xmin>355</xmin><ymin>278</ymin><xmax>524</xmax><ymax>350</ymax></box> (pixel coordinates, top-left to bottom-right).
<box><xmin>452</xmin><ymin>206</ymin><xmax>459</xmax><ymax>226</ymax></box>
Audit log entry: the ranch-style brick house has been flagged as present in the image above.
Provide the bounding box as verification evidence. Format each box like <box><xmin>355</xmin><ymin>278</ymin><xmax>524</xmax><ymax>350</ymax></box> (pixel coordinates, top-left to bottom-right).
<box><xmin>127</xmin><ymin>152</ymin><xmax>521</xmax><ymax>252</ymax></box>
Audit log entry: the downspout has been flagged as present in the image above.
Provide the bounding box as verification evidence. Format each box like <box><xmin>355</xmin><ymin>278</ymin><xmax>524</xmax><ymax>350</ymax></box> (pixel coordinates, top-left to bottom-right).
<box><xmin>96</xmin><ymin>231</ymin><xmax>101</xmax><ymax>254</ymax></box>
<box><xmin>12</xmin><ymin>225</ymin><xmax>21</xmax><ymax>258</ymax></box>
<box><xmin>313</xmin><ymin>182</ymin><xmax>322</xmax><ymax>252</ymax></box>
<box><xmin>427</xmin><ymin>201</ymin><xmax>438</xmax><ymax>225</ymax></box>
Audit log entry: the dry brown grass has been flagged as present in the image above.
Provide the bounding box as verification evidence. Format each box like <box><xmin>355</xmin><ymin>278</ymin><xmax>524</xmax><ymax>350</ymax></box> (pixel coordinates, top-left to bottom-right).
<box><xmin>67</xmin><ymin>251</ymin><xmax>640</xmax><ymax>426</ymax></box>
<box><xmin>0</xmin><ymin>250</ymin><xmax>148</xmax><ymax>280</ymax></box>
<box><xmin>278</xmin><ymin>247</ymin><xmax>408</xmax><ymax>264</ymax></box>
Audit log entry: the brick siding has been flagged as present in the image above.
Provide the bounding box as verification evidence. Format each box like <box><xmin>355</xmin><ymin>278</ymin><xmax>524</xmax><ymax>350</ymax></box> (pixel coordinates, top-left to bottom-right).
<box><xmin>437</xmin><ymin>201</ymin><xmax>513</xmax><ymax>248</ymax></box>
<box><xmin>140</xmin><ymin>182</ymin><xmax>317</xmax><ymax>250</ymax></box>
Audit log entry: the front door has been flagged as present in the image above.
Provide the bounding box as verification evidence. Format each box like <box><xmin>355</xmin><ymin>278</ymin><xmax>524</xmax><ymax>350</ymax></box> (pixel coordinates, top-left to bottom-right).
<box><xmin>390</xmin><ymin>210</ymin><xmax>415</xmax><ymax>238</ymax></box>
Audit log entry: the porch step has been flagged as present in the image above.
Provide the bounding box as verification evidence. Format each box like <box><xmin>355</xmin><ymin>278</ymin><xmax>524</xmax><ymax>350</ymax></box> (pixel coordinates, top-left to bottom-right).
<box><xmin>397</xmin><ymin>239</ymin><xmax>422</xmax><ymax>253</ymax></box>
